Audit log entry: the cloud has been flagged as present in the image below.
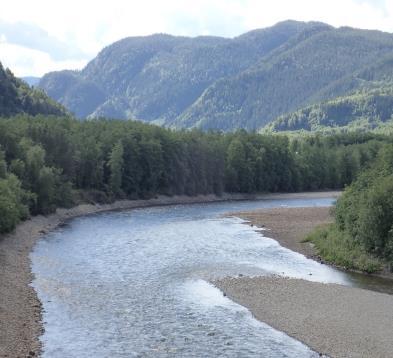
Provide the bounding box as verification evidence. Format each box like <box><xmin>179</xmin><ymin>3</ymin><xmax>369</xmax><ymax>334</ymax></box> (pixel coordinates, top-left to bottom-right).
<box><xmin>239</xmin><ymin>0</ymin><xmax>393</xmax><ymax>33</ymax></box>
<box><xmin>0</xmin><ymin>0</ymin><xmax>393</xmax><ymax>76</ymax></box>
<box><xmin>0</xmin><ymin>42</ymin><xmax>87</xmax><ymax>78</ymax></box>
<box><xmin>354</xmin><ymin>0</ymin><xmax>387</xmax><ymax>12</ymax></box>
<box><xmin>0</xmin><ymin>20</ymin><xmax>88</xmax><ymax>61</ymax></box>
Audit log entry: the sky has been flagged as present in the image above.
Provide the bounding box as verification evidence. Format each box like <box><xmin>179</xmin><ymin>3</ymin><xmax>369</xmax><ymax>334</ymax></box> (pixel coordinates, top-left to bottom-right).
<box><xmin>0</xmin><ymin>0</ymin><xmax>392</xmax><ymax>77</ymax></box>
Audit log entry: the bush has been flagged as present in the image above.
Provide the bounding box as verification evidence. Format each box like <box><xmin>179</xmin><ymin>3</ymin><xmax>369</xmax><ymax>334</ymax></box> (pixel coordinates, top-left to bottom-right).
<box><xmin>304</xmin><ymin>223</ymin><xmax>383</xmax><ymax>273</ymax></box>
<box><xmin>333</xmin><ymin>145</ymin><xmax>393</xmax><ymax>266</ymax></box>
<box><xmin>0</xmin><ymin>175</ymin><xmax>29</xmax><ymax>233</ymax></box>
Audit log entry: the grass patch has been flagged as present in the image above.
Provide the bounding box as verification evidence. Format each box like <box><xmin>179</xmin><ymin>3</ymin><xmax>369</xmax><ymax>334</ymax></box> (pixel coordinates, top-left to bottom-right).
<box><xmin>304</xmin><ymin>223</ymin><xmax>383</xmax><ymax>273</ymax></box>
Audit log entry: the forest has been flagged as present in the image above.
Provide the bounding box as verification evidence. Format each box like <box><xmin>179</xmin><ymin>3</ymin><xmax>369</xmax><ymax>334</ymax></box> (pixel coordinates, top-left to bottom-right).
<box><xmin>40</xmin><ymin>21</ymin><xmax>393</xmax><ymax>132</ymax></box>
<box><xmin>0</xmin><ymin>114</ymin><xmax>391</xmax><ymax>235</ymax></box>
<box><xmin>267</xmin><ymin>86</ymin><xmax>393</xmax><ymax>132</ymax></box>
<box><xmin>0</xmin><ymin>62</ymin><xmax>67</xmax><ymax>118</ymax></box>
<box><xmin>307</xmin><ymin>143</ymin><xmax>393</xmax><ymax>271</ymax></box>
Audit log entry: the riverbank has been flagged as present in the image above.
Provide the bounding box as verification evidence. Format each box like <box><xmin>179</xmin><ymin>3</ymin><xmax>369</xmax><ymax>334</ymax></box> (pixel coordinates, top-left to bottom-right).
<box><xmin>0</xmin><ymin>191</ymin><xmax>337</xmax><ymax>357</ymax></box>
<box><xmin>0</xmin><ymin>193</ymin><xmax>246</xmax><ymax>358</ymax></box>
<box><xmin>233</xmin><ymin>206</ymin><xmax>335</xmax><ymax>259</ymax></box>
<box><xmin>234</xmin><ymin>202</ymin><xmax>393</xmax><ymax>279</ymax></box>
<box><xmin>218</xmin><ymin>196</ymin><xmax>393</xmax><ymax>357</ymax></box>
<box><xmin>214</xmin><ymin>276</ymin><xmax>393</xmax><ymax>358</ymax></box>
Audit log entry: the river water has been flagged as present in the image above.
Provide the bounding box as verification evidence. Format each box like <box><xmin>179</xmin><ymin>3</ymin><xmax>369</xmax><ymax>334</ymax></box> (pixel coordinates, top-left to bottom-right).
<box><xmin>30</xmin><ymin>197</ymin><xmax>390</xmax><ymax>357</ymax></box>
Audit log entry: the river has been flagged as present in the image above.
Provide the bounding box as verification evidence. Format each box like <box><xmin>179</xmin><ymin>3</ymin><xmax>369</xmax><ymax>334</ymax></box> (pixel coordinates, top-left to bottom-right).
<box><xmin>30</xmin><ymin>197</ymin><xmax>387</xmax><ymax>357</ymax></box>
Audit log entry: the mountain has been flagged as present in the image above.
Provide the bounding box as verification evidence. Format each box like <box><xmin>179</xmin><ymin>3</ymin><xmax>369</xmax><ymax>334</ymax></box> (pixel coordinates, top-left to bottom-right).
<box><xmin>39</xmin><ymin>21</ymin><xmax>393</xmax><ymax>131</ymax></box>
<box><xmin>21</xmin><ymin>76</ymin><xmax>41</xmax><ymax>87</ymax></box>
<box><xmin>38</xmin><ymin>21</ymin><xmax>327</xmax><ymax>121</ymax></box>
<box><xmin>175</xmin><ymin>27</ymin><xmax>393</xmax><ymax>130</ymax></box>
<box><xmin>266</xmin><ymin>85</ymin><xmax>393</xmax><ymax>132</ymax></box>
<box><xmin>0</xmin><ymin>62</ymin><xmax>67</xmax><ymax>117</ymax></box>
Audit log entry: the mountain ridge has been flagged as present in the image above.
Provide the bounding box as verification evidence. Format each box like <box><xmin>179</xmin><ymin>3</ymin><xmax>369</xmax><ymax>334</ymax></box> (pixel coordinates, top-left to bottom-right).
<box><xmin>38</xmin><ymin>20</ymin><xmax>393</xmax><ymax>131</ymax></box>
<box><xmin>39</xmin><ymin>21</ymin><xmax>325</xmax><ymax>122</ymax></box>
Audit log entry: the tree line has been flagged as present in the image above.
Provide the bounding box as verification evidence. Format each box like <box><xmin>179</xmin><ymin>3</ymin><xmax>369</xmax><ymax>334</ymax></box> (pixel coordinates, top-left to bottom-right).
<box><xmin>0</xmin><ymin>115</ymin><xmax>391</xmax><ymax>234</ymax></box>
<box><xmin>304</xmin><ymin>141</ymin><xmax>393</xmax><ymax>272</ymax></box>
<box><xmin>333</xmin><ymin>144</ymin><xmax>393</xmax><ymax>267</ymax></box>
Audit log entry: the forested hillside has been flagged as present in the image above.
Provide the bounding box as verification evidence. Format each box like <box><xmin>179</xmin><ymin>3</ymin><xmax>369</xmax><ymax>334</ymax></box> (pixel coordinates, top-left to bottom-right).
<box><xmin>0</xmin><ymin>116</ymin><xmax>388</xmax><ymax>233</ymax></box>
<box><xmin>0</xmin><ymin>61</ymin><xmax>67</xmax><ymax>117</ymax></box>
<box><xmin>39</xmin><ymin>21</ymin><xmax>393</xmax><ymax>131</ymax></box>
<box><xmin>268</xmin><ymin>86</ymin><xmax>393</xmax><ymax>132</ymax></box>
<box><xmin>178</xmin><ymin>27</ymin><xmax>393</xmax><ymax>130</ymax></box>
<box><xmin>40</xmin><ymin>21</ymin><xmax>313</xmax><ymax>120</ymax></box>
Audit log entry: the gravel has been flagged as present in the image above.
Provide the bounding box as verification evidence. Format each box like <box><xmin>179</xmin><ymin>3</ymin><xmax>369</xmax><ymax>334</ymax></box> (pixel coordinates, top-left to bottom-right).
<box><xmin>214</xmin><ymin>276</ymin><xmax>393</xmax><ymax>358</ymax></box>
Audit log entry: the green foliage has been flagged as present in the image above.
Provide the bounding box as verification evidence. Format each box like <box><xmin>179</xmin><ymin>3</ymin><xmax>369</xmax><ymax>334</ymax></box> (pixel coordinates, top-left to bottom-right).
<box><xmin>304</xmin><ymin>224</ymin><xmax>383</xmax><ymax>273</ymax></box>
<box><xmin>0</xmin><ymin>61</ymin><xmax>68</xmax><ymax>117</ymax></box>
<box><xmin>225</xmin><ymin>138</ymin><xmax>251</xmax><ymax>192</ymax></box>
<box><xmin>108</xmin><ymin>141</ymin><xmax>124</xmax><ymax>197</ymax></box>
<box><xmin>0</xmin><ymin>115</ymin><xmax>390</xmax><ymax>234</ymax></box>
<box><xmin>357</xmin><ymin>176</ymin><xmax>393</xmax><ymax>259</ymax></box>
<box><xmin>0</xmin><ymin>174</ymin><xmax>29</xmax><ymax>233</ymax></box>
<box><xmin>313</xmin><ymin>144</ymin><xmax>393</xmax><ymax>271</ymax></box>
<box><xmin>0</xmin><ymin>150</ymin><xmax>7</xmax><ymax>178</ymax></box>
<box><xmin>268</xmin><ymin>86</ymin><xmax>393</xmax><ymax>132</ymax></box>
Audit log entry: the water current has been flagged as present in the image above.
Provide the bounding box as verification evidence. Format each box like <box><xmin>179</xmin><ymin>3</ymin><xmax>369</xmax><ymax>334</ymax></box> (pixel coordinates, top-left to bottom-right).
<box><xmin>31</xmin><ymin>197</ymin><xmax>389</xmax><ymax>357</ymax></box>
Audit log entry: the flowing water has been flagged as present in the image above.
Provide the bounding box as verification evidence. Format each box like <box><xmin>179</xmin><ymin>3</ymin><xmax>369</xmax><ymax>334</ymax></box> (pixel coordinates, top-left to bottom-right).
<box><xmin>30</xmin><ymin>197</ymin><xmax>391</xmax><ymax>357</ymax></box>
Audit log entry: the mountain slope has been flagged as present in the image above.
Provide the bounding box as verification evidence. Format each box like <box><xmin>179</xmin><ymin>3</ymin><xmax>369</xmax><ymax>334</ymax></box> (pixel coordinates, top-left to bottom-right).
<box><xmin>39</xmin><ymin>21</ymin><xmax>327</xmax><ymax>121</ymax></box>
<box><xmin>0</xmin><ymin>62</ymin><xmax>67</xmax><ymax>117</ymax></box>
<box><xmin>21</xmin><ymin>76</ymin><xmax>41</xmax><ymax>87</ymax></box>
<box><xmin>39</xmin><ymin>21</ymin><xmax>393</xmax><ymax>131</ymax></box>
<box><xmin>175</xmin><ymin>27</ymin><xmax>393</xmax><ymax>130</ymax></box>
<box><xmin>266</xmin><ymin>85</ymin><xmax>393</xmax><ymax>132</ymax></box>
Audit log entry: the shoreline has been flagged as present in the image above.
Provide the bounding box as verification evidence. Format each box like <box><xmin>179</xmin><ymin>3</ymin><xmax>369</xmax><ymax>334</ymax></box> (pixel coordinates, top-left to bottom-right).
<box><xmin>213</xmin><ymin>203</ymin><xmax>393</xmax><ymax>357</ymax></box>
<box><xmin>2</xmin><ymin>193</ymin><xmax>246</xmax><ymax>358</ymax></box>
<box><xmin>214</xmin><ymin>276</ymin><xmax>393</xmax><ymax>358</ymax></box>
<box><xmin>232</xmin><ymin>206</ymin><xmax>334</xmax><ymax>260</ymax></box>
<box><xmin>0</xmin><ymin>191</ymin><xmax>337</xmax><ymax>357</ymax></box>
<box><xmin>233</xmin><ymin>205</ymin><xmax>393</xmax><ymax>281</ymax></box>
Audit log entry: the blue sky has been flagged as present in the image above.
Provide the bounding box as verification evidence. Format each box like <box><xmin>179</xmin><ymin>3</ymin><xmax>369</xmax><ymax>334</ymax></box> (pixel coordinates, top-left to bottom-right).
<box><xmin>0</xmin><ymin>0</ymin><xmax>392</xmax><ymax>77</ymax></box>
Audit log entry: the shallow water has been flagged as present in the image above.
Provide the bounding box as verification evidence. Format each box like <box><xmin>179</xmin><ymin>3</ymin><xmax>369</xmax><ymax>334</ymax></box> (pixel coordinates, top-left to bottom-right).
<box><xmin>31</xmin><ymin>197</ymin><xmax>391</xmax><ymax>357</ymax></box>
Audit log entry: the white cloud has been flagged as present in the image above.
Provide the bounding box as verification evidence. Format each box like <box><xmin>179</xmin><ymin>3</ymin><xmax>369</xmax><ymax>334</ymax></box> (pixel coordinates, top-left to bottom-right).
<box><xmin>0</xmin><ymin>42</ymin><xmax>87</xmax><ymax>77</ymax></box>
<box><xmin>0</xmin><ymin>20</ymin><xmax>88</xmax><ymax>61</ymax></box>
<box><xmin>0</xmin><ymin>0</ymin><xmax>393</xmax><ymax>76</ymax></box>
<box><xmin>240</xmin><ymin>0</ymin><xmax>392</xmax><ymax>32</ymax></box>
